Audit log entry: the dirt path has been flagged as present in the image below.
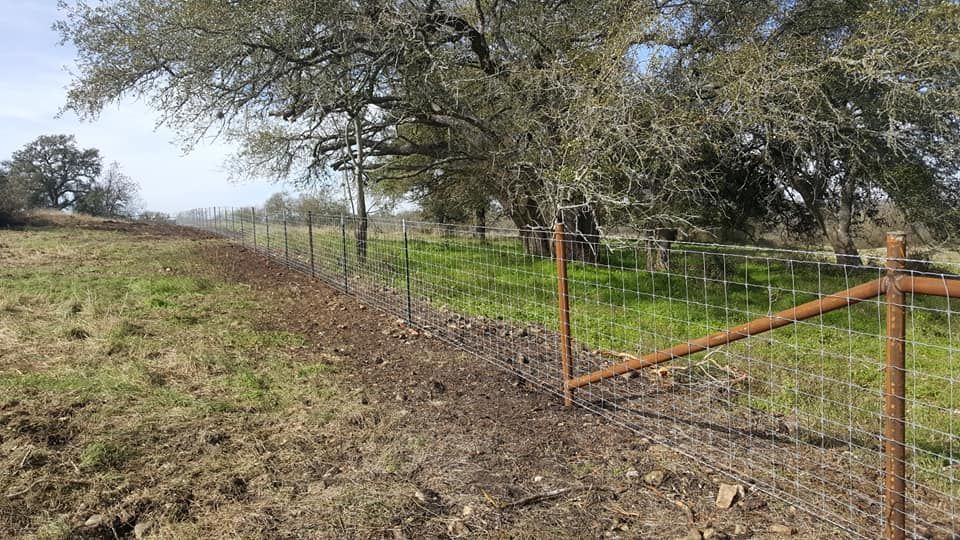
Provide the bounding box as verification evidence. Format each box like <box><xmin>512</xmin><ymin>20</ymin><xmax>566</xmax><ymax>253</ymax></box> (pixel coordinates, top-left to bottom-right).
<box><xmin>196</xmin><ymin>239</ymin><xmax>830</xmax><ymax>539</ymax></box>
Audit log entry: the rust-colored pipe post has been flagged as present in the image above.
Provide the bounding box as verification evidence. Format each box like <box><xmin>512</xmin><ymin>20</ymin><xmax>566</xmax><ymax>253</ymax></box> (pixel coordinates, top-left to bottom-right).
<box><xmin>884</xmin><ymin>232</ymin><xmax>907</xmax><ymax>540</ymax></box>
<box><xmin>554</xmin><ymin>221</ymin><xmax>574</xmax><ymax>407</ymax></box>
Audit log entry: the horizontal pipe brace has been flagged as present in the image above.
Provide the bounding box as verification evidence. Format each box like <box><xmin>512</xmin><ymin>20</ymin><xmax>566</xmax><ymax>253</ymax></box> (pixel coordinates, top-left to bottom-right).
<box><xmin>896</xmin><ymin>275</ymin><xmax>960</xmax><ymax>298</ymax></box>
<box><xmin>566</xmin><ymin>279</ymin><xmax>885</xmax><ymax>390</ymax></box>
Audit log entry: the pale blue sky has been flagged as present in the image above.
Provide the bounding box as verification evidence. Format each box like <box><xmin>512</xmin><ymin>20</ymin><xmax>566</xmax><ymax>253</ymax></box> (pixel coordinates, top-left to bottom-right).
<box><xmin>0</xmin><ymin>0</ymin><xmax>281</xmax><ymax>214</ymax></box>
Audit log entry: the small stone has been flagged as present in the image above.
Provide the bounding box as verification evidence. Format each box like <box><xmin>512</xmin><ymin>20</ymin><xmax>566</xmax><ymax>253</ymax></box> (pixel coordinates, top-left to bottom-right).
<box><xmin>533</xmin><ymin>475</ymin><xmax>543</xmax><ymax>482</ymax></box>
<box><xmin>447</xmin><ymin>519</ymin><xmax>468</xmax><ymax>536</ymax></box>
<box><xmin>715</xmin><ymin>483</ymin><xmax>743</xmax><ymax>509</ymax></box>
<box><xmin>461</xmin><ymin>504</ymin><xmax>474</xmax><ymax>517</ymax></box>
<box><xmin>625</xmin><ymin>469</ymin><xmax>640</xmax><ymax>479</ymax></box>
<box><xmin>768</xmin><ymin>524</ymin><xmax>794</xmax><ymax>536</ymax></box>
<box><xmin>414</xmin><ymin>488</ymin><xmax>440</xmax><ymax>504</ymax></box>
<box><xmin>84</xmin><ymin>514</ymin><xmax>106</xmax><ymax>528</ymax></box>
<box><xmin>134</xmin><ymin>521</ymin><xmax>153</xmax><ymax>539</ymax></box>
<box><xmin>733</xmin><ymin>524</ymin><xmax>748</xmax><ymax>536</ymax></box>
<box><xmin>643</xmin><ymin>469</ymin><xmax>666</xmax><ymax>487</ymax></box>
<box><xmin>701</xmin><ymin>528</ymin><xmax>718</xmax><ymax>540</ymax></box>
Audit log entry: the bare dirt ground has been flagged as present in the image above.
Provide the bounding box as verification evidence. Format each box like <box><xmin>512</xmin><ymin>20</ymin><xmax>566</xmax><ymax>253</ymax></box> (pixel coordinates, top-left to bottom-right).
<box><xmin>0</xmin><ymin>218</ymin><xmax>832</xmax><ymax>539</ymax></box>
<box><xmin>193</xmin><ymin>240</ymin><xmax>830</xmax><ymax>539</ymax></box>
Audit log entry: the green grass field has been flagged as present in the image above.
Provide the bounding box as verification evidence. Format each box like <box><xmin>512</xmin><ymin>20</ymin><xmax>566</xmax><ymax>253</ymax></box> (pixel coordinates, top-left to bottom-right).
<box><xmin>195</xmin><ymin>211</ymin><xmax>960</xmax><ymax>492</ymax></box>
<box><xmin>0</xmin><ymin>221</ymin><xmax>343</xmax><ymax>538</ymax></box>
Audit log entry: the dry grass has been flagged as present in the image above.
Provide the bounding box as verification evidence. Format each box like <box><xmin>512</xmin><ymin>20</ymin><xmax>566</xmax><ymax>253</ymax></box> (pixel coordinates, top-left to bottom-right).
<box><xmin>0</xmin><ymin>220</ymin><xmax>829</xmax><ymax>539</ymax></box>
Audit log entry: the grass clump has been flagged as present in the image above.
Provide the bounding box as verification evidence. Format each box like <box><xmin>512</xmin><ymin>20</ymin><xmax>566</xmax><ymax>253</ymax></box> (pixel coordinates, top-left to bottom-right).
<box><xmin>79</xmin><ymin>441</ymin><xmax>131</xmax><ymax>471</ymax></box>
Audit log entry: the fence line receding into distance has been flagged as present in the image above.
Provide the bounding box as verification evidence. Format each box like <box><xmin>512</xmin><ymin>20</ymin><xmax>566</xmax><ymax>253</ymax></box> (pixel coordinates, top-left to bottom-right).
<box><xmin>178</xmin><ymin>207</ymin><xmax>960</xmax><ymax>540</ymax></box>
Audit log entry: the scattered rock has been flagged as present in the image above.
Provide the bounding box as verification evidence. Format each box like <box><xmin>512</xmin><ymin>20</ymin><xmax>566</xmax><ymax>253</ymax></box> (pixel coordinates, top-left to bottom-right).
<box><xmin>447</xmin><ymin>518</ymin><xmax>468</xmax><ymax>536</ymax></box>
<box><xmin>67</xmin><ymin>326</ymin><xmax>91</xmax><ymax>340</ymax></box>
<box><xmin>768</xmin><ymin>524</ymin><xmax>794</xmax><ymax>536</ymax></box>
<box><xmin>429</xmin><ymin>380</ymin><xmax>446</xmax><ymax>396</ymax></box>
<box><xmin>643</xmin><ymin>469</ymin><xmax>666</xmax><ymax>487</ymax></box>
<box><xmin>134</xmin><ymin>520</ymin><xmax>153</xmax><ymax>539</ymax></box>
<box><xmin>414</xmin><ymin>488</ymin><xmax>441</xmax><ymax>505</ymax></box>
<box><xmin>84</xmin><ymin>514</ymin><xmax>106</xmax><ymax>528</ymax></box>
<box><xmin>715</xmin><ymin>483</ymin><xmax>744</xmax><ymax>509</ymax></box>
<box><xmin>625</xmin><ymin>469</ymin><xmax>640</xmax><ymax>479</ymax></box>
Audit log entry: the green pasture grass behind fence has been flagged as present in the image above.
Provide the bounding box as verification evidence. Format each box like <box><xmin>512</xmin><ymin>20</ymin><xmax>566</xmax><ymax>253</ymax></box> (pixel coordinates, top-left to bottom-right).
<box><xmin>200</xmin><ymin>211</ymin><xmax>959</xmax><ymax>492</ymax></box>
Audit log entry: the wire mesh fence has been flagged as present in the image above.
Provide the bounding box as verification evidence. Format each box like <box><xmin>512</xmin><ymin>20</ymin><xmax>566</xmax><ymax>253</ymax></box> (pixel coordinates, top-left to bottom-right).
<box><xmin>177</xmin><ymin>207</ymin><xmax>960</xmax><ymax>539</ymax></box>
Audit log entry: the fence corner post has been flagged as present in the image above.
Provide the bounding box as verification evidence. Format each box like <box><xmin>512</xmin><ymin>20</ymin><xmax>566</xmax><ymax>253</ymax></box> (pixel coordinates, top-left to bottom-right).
<box><xmin>884</xmin><ymin>231</ymin><xmax>907</xmax><ymax>540</ymax></box>
<box><xmin>402</xmin><ymin>219</ymin><xmax>413</xmax><ymax>324</ymax></box>
<box><xmin>554</xmin><ymin>221</ymin><xmax>574</xmax><ymax>408</ymax></box>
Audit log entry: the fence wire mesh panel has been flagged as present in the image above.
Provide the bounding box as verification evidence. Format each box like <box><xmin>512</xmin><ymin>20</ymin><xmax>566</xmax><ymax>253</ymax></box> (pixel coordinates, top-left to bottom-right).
<box><xmin>177</xmin><ymin>208</ymin><xmax>960</xmax><ymax>539</ymax></box>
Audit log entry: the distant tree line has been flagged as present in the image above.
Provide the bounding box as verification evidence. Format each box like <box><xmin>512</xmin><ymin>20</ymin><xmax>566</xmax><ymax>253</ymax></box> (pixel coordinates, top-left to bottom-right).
<box><xmin>0</xmin><ymin>134</ymin><xmax>141</xmax><ymax>224</ymax></box>
<box><xmin>59</xmin><ymin>1</ymin><xmax>960</xmax><ymax>265</ymax></box>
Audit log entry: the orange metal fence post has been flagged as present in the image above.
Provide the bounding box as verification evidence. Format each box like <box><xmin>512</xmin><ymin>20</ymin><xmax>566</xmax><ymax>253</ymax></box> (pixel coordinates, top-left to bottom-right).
<box><xmin>554</xmin><ymin>221</ymin><xmax>574</xmax><ymax>407</ymax></box>
<box><xmin>884</xmin><ymin>232</ymin><xmax>907</xmax><ymax>540</ymax></box>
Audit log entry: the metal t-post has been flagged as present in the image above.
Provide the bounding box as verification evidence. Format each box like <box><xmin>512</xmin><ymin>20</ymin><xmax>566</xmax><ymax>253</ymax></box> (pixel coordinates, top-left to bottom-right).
<box><xmin>283</xmin><ymin>210</ymin><xmax>290</xmax><ymax>267</ymax></box>
<box><xmin>307</xmin><ymin>212</ymin><xmax>316</xmax><ymax>277</ymax></box>
<box><xmin>341</xmin><ymin>215</ymin><xmax>349</xmax><ymax>292</ymax></box>
<box><xmin>265</xmin><ymin>212</ymin><xmax>271</xmax><ymax>255</ymax></box>
<box><xmin>403</xmin><ymin>220</ymin><xmax>412</xmax><ymax>324</ymax></box>
<box><xmin>251</xmin><ymin>207</ymin><xmax>257</xmax><ymax>251</ymax></box>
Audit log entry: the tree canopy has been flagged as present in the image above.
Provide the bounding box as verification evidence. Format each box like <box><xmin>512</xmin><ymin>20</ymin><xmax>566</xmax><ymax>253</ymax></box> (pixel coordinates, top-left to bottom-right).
<box><xmin>8</xmin><ymin>134</ymin><xmax>101</xmax><ymax>210</ymax></box>
<box><xmin>59</xmin><ymin>0</ymin><xmax>960</xmax><ymax>263</ymax></box>
<box><xmin>3</xmin><ymin>135</ymin><xmax>141</xmax><ymax>219</ymax></box>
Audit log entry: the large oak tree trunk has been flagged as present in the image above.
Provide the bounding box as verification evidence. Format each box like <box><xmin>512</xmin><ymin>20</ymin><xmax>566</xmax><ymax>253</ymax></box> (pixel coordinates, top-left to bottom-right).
<box><xmin>473</xmin><ymin>205</ymin><xmax>486</xmax><ymax>242</ymax></box>
<box><xmin>501</xmin><ymin>187</ymin><xmax>601</xmax><ymax>263</ymax></box>
<box><xmin>792</xmin><ymin>176</ymin><xmax>863</xmax><ymax>267</ymax></box>
<box><xmin>509</xmin><ymin>195</ymin><xmax>553</xmax><ymax>257</ymax></box>
<box><xmin>646</xmin><ymin>228</ymin><xmax>677</xmax><ymax>271</ymax></box>
<box><xmin>826</xmin><ymin>178</ymin><xmax>862</xmax><ymax>267</ymax></box>
<box><xmin>559</xmin><ymin>206</ymin><xmax>600</xmax><ymax>265</ymax></box>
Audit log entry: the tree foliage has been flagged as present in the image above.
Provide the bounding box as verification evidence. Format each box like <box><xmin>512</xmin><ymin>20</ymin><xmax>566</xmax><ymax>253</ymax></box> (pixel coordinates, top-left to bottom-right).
<box><xmin>4</xmin><ymin>135</ymin><xmax>142</xmax><ymax>219</ymax></box>
<box><xmin>73</xmin><ymin>162</ymin><xmax>142</xmax><ymax>218</ymax></box>
<box><xmin>8</xmin><ymin>134</ymin><xmax>102</xmax><ymax>210</ymax></box>
<box><xmin>0</xmin><ymin>161</ymin><xmax>31</xmax><ymax>224</ymax></box>
<box><xmin>59</xmin><ymin>0</ymin><xmax>960</xmax><ymax>262</ymax></box>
